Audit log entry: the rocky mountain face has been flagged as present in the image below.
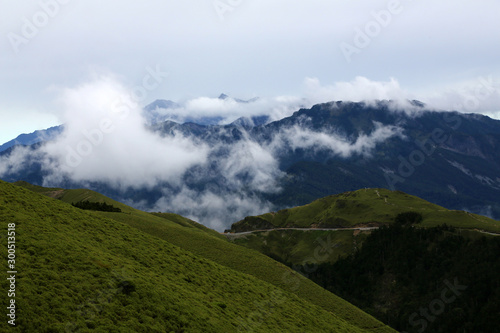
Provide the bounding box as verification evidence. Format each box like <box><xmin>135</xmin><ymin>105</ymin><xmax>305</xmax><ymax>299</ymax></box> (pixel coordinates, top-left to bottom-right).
<box><xmin>152</xmin><ymin>100</ymin><xmax>500</xmax><ymax>218</ymax></box>
<box><xmin>1</xmin><ymin>100</ymin><xmax>499</xmax><ymax>223</ymax></box>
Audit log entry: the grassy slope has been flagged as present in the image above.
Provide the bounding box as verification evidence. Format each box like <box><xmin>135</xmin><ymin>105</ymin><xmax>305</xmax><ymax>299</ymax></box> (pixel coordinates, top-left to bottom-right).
<box><xmin>228</xmin><ymin>188</ymin><xmax>500</xmax><ymax>267</ymax></box>
<box><xmin>232</xmin><ymin>188</ymin><xmax>500</xmax><ymax>233</ymax></box>
<box><xmin>229</xmin><ymin>229</ymin><xmax>371</xmax><ymax>265</ymax></box>
<box><xmin>11</xmin><ymin>181</ymin><xmax>395</xmax><ymax>332</ymax></box>
<box><xmin>0</xmin><ymin>180</ymin><xmax>377</xmax><ymax>333</ymax></box>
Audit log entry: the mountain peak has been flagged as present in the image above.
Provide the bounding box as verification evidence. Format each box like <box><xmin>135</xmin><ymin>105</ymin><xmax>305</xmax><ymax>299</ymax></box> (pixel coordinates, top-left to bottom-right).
<box><xmin>218</xmin><ymin>93</ymin><xmax>259</xmax><ymax>104</ymax></box>
<box><xmin>144</xmin><ymin>99</ymin><xmax>180</xmax><ymax>112</ymax></box>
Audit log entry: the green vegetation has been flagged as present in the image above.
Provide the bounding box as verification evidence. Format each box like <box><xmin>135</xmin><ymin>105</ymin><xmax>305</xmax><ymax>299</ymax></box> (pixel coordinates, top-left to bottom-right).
<box><xmin>226</xmin><ymin>188</ymin><xmax>500</xmax><ymax>332</ymax></box>
<box><xmin>231</xmin><ymin>188</ymin><xmax>500</xmax><ymax>233</ymax></box>
<box><xmin>394</xmin><ymin>211</ymin><xmax>423</xmax><ymax>226</ymax></box>
<box><xmin>299</xmin><ymin>224</ymin><xmax>500</xmax><ymax>332</ymax></box>
<box><xmin>72</xmin><ymin>200</ymin><xmax>122</xmax><ymax>212</ymax></box>
<box><xmin>229</xmin><ymin>229</ymin><xmax>370</xmax><ymax>265</ymax></box>
<box><xmin>228</xmin><ymin>189</ymin><xmax>500</xmax><ymax>269</ymax></box>
<box><xmin>6</xmin><ymin>180</ymin><xmax>395</xmax><ymax>332</ymax></box>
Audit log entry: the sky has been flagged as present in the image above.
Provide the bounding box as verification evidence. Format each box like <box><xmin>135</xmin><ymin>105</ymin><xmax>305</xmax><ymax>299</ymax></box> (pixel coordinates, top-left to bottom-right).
<box><xmin>2</xmin><ymin>0</ymin><xmax>500</xmax><ymax>144</ymax></box>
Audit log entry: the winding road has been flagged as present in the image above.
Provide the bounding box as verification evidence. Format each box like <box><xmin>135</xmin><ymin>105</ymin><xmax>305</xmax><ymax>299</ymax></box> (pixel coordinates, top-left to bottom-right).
<box><xmin>223</xmin><ymin>226</ymin><xmax>500</xmax><ymax>237</ymax></box>
<box><xmin>223</xmin><ymin>226</ymin><xmax>379</xmax><ymax>237</ymax></box>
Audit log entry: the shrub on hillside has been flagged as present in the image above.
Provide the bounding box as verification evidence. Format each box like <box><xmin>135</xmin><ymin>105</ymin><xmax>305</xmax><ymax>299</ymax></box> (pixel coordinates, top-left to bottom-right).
<box><xmin>395</xmin><ymin>211</ymin><xmax>423</xmax><ymax>226</ymax></box>
<box><xmin>72</xmin><ymin>200</ymin><xmax>122</xmax><ymax>213</ymax></box>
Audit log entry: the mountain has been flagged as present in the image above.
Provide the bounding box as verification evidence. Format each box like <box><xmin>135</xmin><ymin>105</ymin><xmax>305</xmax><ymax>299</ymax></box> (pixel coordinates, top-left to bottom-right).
<box><xmin>144</xmin><ymin>99</ymin><xmax>180</xmax><ymax>111</ymax></box>
<box><xmin>7</xmin><ymin>180</ymin><xmax>395</xmax><ymax>332</ymax></box>
<box><xmin>152</xmin><ymin>100</ymin><xmax>500</xmax><ymax>221</ymax></box>
<box><xmin>227</xmin><ymin>188</ymin><xmax>500</xmax><ymax>265</ymax></box>
<box><xmin>143</xmin><ymin>94</ymin><xmax>261</xmax><ymax>126</ymax></box>
<box><xmin>259</xmin><ymin>101</ymin><xmax>500</xmax><ymax>216</ymax></box>
<box><xmin>0</xmin><ymin>125</ymin><xmax>63</xmax><ymax>153</ymax></box>
<box><xmin>230</xmin><ymin>115</ymin><xmax>271</xmax><ymax>128</ymax></box>
<box><xmin>0</xmin><ymin>93</ymin><xmax>259</xmax><ymax>151</ymax></box>
<box><xmin>231</xmin><ymin>188</ymin><xmax>500</xmax><ymax>233</ymax></box>
<box><xmin>1</xmin><ymin>100</ymin><xmax>500</xmax><ymax>228</ymax></box>
<box><xmin>225</xmin><ymin>189</ymin><xmax>500</xmax><ymax>332</ymax></box>
<box><xmin>218</xmin><ymin>93</ymin><xmax>259</xmax><ymax>104</ymax></box>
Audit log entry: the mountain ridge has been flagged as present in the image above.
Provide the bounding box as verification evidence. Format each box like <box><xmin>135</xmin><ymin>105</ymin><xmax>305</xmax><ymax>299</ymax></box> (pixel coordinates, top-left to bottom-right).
<box><xmin>1</xmin><ymin>100</ymin><xmax>500</xmax><ymax>228</ymax></box>
<box><xmin>230</xmin><ymin>188</ymin><xmax>500</xmax><ymax>233</ymax></box>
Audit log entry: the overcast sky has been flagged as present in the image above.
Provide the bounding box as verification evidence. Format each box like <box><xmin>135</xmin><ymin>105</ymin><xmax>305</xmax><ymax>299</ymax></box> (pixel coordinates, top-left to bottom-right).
<box><xmin>1</xmin><ymin>0</ymin><xmax>500</xmax><ymax>144</ymax></box>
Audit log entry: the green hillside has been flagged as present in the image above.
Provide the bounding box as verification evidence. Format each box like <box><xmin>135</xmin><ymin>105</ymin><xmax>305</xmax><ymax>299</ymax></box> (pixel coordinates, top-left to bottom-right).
<box><xmin>6</xmin><ymin>181</ymin><xmax>395</xmax><ymax>332</ymax></box>
<box><xmin>224</xmin><ymin>188</ymin><xmax>500</xmax><ymax>331</ymax></box>
<box><xmin>228</xmin><ymin>228</ymin><xmax>371</xmax><ymax>265</ymax></box>
<box><xmin>231</xmin><ymin>188</ymin><xmax>500</xmax><ymax>233</ymax></box>
<box><xmin>227</xmin><ymin>188</ymin><xmax>500</xmax><ymax>266</ymax></box>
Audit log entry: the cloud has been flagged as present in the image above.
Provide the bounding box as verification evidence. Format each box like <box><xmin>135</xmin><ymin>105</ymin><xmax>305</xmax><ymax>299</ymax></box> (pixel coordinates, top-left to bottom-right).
<box><xmin>0</xmin><ymin>146</ymin><xmax>39</xmax><ymax>176</ymax></box>
<box><xmin>218</xmin><ymin>135</ymin><xmax>284</xmax><ymax>193</ymax></box>
<box><xmin>143</xmin><ymin>118</ymin><xmax>405</xmax><ymax>230</ymax></box>
<box><xmin>302</xmin><ymin>76</ymin><xmax>500</xmax><ymax>118</ymax></box>
<box><xmin>148</xmin><ymin>94</ymin><xmax>307</xmax><ymax>126</ymax></box>
<box><xmin>153</xmin><ymin>74</ymin><xmax>473</xmax><ymax>130</ymax></box>
<box><xmin>304</xmin><ymin>76</ymin><xmax>411</xmax><ymax>104</ymax></box>
<box><xmin>151</xmin><ymin>187</ymin><xmax>274</xmax><ymax>231</ymax></box>
<box><xmin>186</xmin><ymin>97</ymin><xmax>239</xmax><ymax>113</ymax></box>
<box><xmin>270</xmin><ymin>120</ymin><xmax>405</xmax><ymax>158</ymax></box>
<box><xmin>5</xmin><ymin>74</ymin><xmax>500</xmax><ymax>231</ymax></box>
<box><xmin>422</xmin><ymin>75</ymin><xmax>500</xmax><ymax>117</ymax></box>
<box><xmin>8</xmin><ymin>76</ymin><xmax>210</xmax><ymax>190</ymax></box>
<box><xmin>0</xmin><ymin>75</ymin><xmax>410</xmax><ymax>231</ymax></box>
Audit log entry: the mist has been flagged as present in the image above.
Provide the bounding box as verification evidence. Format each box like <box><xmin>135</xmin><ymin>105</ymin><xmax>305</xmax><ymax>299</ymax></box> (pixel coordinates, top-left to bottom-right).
<box><xmin>1</xmin><ymin>75</ymin><xmax>500</xmax><ymax>230</ymax></box>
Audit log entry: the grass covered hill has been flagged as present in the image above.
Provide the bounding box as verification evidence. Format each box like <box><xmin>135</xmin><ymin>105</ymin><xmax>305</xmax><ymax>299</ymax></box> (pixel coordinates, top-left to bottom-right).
<box><xmin>227</xmin><ymin>188</ymin><xmax>500</xmax><ymax>267</ymax></box>
<box><xmin>225</xmin><ymin>188</ymin><xmax>500</xmax><ymax>331</ymax></box>
<box><xmin>231</xmin><ymin>188</ymin><xmax>500</xmax><ymax>233</ymax></box>
<box><xmin>1</xmin><ymin>180</ymin><xmax>395</xmax><ymax>332</ymax></box>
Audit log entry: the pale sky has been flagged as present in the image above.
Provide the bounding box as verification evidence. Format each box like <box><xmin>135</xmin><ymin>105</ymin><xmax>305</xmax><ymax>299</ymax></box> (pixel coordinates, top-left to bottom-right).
<box><xmin>1</xmin><ymin>0</ymin><xmax>500</xmax><ymax>144</ymax></box>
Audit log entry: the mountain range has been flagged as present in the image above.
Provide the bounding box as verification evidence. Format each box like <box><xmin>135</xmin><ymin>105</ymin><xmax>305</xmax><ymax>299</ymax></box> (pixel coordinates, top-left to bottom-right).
<box><xmin>0</xmin><ymin>125</ymin><xmax>63</xmax><ymax>153</ymax></box>
<box><xmin>1</xmin><ymin>99</ymin><xmax>499</xmax><ymax>229</ymax></box>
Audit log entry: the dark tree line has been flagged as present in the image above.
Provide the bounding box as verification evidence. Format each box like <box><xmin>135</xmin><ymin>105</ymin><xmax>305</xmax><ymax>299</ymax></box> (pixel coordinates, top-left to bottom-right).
<box><xmin>295</xmin><ymin>224</ymin><xmax>500</xmax><ymax>332</ymax></box>
<box><xmin>72</xmin><ymin>200</ymin><xmax>122</xmax><ymax>213</ymax></box>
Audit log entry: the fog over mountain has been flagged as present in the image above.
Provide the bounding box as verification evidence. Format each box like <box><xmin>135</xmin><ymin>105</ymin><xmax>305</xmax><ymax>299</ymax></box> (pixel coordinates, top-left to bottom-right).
<box><xmin>1</xmin><ymin>76</ymin><xmax>499</xmax><ymax>230</ymax></box>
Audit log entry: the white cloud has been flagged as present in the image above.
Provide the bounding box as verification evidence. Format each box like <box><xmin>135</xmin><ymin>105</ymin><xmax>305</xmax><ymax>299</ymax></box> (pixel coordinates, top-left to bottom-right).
<box><xmin>422</xmin><ymin>75</ymin><xmax>500</xmax><ymax>116</ymax></box>
<box><xmin>219</xmin><ymin>135</ymin><xmax>284</xmax><ymax>193</ymax></box>
<box><xmin>186</xmin><ymin>97</ymin><xmax>239</xmax><ymax>113</ymax></box>
<box><xmin>152</xmin><ymin>187</ymin><xmax>274</xmax><ymax>231</ymax></box>
<box><xmin>302</xmin><ymin>76</ymin><xmax>500</xmax><ymax>117</ymax></box>
<box><xmin>3</xmin><ymin>73</ymin><xmax>500</xmax><ymax>230</ymax></box>
<box><xmin>0</xmin><ymin>146</ymin><xmax>37</xmax><ymax>176</ymax></box>
<box><xmin>304</xmin><ymin>76</ymin><xmax>410</xmax><ymax>104</ymax></box>
<box><xmin>8</xmin><ymin>76</ymin><xmax>210</xmax><ymax>190</ymax></box>
<box><xmin>149</xmin><ymin>94</ymin><xmax>306</xmax><ymax>126</ymax></box>
<box><xmin>271</xmin><ymin>120</ymin><xmax>405</xmax><ymax>158</ymax></box>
